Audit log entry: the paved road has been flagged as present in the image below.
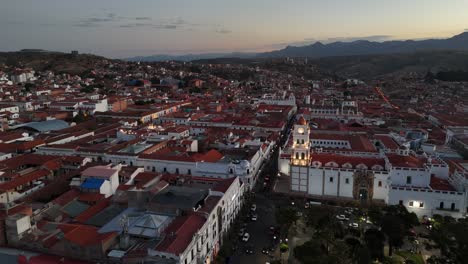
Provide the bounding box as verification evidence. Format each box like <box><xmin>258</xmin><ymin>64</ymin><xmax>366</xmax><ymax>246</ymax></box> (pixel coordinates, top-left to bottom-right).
<box><xmin>229</xmin><ymin>116</ymin><xmax>296</xmax><ymax>264</ymax></box>
<box><xmin>230</xmin><ymin>192</ymin><xmax>278</xmax><ymax>264</ymax></box>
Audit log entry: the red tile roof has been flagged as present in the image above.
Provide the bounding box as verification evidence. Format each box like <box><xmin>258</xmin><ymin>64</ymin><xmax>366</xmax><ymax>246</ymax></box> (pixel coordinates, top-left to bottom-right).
<box><xmin>430</xmin><ymin>176</ymin><xmax>456</xmax><ymax>191</ymax></box>
<box><xmin>311</xmin><ymin>153</ymin><xmax>386</xmax><ymax>169</ymax></box>
<box><xmin>78</xmin><ymin>192</ymin><xmax>105</xmax><ymax>203</ymax></box>
<box><xmin>0</xmin><ymin>168</ymin><xmax>50</xmax><ymax>192</ymax></box>
<box><xmin>74</xmin><ymin>198</ymin><xmax>110</xmax><ymax>223</ymax></box>
<box><xmin>212</xmin><ymin>177</ymin><xmax>237</xmax><ymax>193</ymax></box>
<box><xmin>155</xmin><ymin>214</ymin><xmax>206</xmax><ymax>255</ymax></box>
<box><xmin>52</xmin><ymin>189</ymin><xmax>81</xmax><ymax>206</ymax></box>
<box><xmin>387</xmin><ymin>154</ymin><xmax>426</xmax><ymax>168</ymax></box>
<box><xmin>60</xmin><ymin>224</ymin><xmax>116</xmax><ymax>247</ymax></box>
<box><xmin>374</xmin><ymin>135</ymin><xmax>400</xmax><ymax>150</ymax></box>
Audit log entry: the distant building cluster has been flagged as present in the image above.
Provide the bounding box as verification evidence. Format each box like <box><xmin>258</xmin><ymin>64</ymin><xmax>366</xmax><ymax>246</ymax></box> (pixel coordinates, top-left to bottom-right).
<box><xmin>0</xmin><ymin>56</ymin><xmax>467</xmax><ymax>263</ymax></box>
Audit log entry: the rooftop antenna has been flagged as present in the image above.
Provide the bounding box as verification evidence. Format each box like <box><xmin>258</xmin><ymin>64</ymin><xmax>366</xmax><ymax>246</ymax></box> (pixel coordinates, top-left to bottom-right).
<box><xmin>119</xmin><ymin>214</ymin><xmax>130</xmax><ymax>249</ymax></box>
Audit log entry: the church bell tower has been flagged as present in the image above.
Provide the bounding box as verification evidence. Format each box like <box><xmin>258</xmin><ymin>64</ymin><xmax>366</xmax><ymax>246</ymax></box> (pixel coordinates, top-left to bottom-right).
<box><xmin>292</xmin><ymin>116</ymin><xmax>310</xmax><ymax>166</ymax></box>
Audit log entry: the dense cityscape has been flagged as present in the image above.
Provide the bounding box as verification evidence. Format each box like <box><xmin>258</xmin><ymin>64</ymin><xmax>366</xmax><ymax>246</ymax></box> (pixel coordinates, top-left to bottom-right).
<box><xmin>0</xmin><ymin>51</ymin><xmax>466</xmax><ymax>264</ymax></box>
<box><xmin>2</xmin><ymin>1</ymin><xmax>468</xmax><ymax>264</ymax></box>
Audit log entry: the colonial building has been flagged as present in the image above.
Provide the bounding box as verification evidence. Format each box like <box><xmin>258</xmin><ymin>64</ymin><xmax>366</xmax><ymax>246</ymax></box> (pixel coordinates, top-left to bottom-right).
<box><xmin>281</xmin><ymin>117</ymin><xmax>467</xmax><ymax>218</ymax></box>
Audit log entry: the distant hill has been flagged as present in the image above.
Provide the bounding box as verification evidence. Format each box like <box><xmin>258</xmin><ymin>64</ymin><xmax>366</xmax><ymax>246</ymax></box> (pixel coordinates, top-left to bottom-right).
<box><xmin>192</xmin><ymin>51</ymin><xmax>468</xmax><ymax>80</ymax></box>
<box><xmin>124</xmin><ymin>52</ymin><xmax>255</xmax><ymax>62</ymax></box>
<box><xmin>258</xmin><ymin>32</ymin><xmax>468</xmax><ymax>58</ymax></box>
<box><xmin>124</xmin><ymin>32</ymin><xmax>468</xmax><ymax>62</ymax></box>
<box><xmin>308</xmin><ymin>50</ymin><xmax>468</xmax><ymax>79</ymax></box>
<box><xmin>0</xmin><ymin>51</ymin><xmax>112</xmax><ymax>75</ymax></box>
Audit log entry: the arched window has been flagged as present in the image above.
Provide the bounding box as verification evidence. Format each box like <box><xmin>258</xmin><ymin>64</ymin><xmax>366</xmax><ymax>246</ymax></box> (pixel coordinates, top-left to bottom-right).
<box><xmin>295</xmin><ymin>153</ymin><xmax>299</xmax><ymax>159</ymax></box>
<box><xmin>301</xmin><ymin>153</ymin><xmax>305</xmax><ymax>160</ymax></box>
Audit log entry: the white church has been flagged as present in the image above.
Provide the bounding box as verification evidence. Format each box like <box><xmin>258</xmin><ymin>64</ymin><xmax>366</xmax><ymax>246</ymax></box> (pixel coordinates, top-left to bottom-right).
<box><xmin>279</xmin><ymin>116</ymin><xmax>467</xmax><ymax>218</ymax></box>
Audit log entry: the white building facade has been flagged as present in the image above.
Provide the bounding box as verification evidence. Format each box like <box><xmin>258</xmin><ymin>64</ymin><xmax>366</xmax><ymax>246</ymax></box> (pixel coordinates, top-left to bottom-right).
<box><xmin>282</xmin><ymin>117</ymin><xmax>467</xmax><ymax>218</ymax></box>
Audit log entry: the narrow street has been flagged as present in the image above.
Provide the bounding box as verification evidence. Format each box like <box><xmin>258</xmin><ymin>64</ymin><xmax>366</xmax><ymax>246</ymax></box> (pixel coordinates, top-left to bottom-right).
<box><xmin>229</xmin><ymin>116</ymin><xmax>295</xmax><ymax>264</ymax></box>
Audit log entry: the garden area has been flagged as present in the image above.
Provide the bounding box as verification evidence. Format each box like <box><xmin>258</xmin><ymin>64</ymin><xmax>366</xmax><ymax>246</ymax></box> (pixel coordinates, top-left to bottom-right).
<box><xmin>276</xmin><ymin>203</ymin><xmax>436</xmax><ymax>264</ymax></box>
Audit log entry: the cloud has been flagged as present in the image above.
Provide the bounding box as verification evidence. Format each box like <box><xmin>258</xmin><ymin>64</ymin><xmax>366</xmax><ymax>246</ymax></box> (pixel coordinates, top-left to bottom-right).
<box><xmin>74</xmin><ymin>22</ymin><xmax>100</xmax><ymax>28</ymax></box>
<box><xmin>216</xmin><ymin>29</ymin><xmax>232</xmax><ymax>34</ymax></box>
<box><xmin>135</xmin><ymin>17</ymin><xmax>152</xmax><ymax>21</ymax></box>
<box><xmin>81</xmin><ymin>14</ymin><xmax>228</xmax><ymax>32</ymax></box>
<box><xmin>160</xmin><ymin>25</ymin><xmax>178</xmax><ymax>29</ymax></box>
<box><xmin>119</xmin><ymin>23</ymin><xmax>153</xmax><ymax>28</ymax></box>
<box><xmin>73</xmin><ymin>12</ymin><xmax>122</xmax><ymax>27</ymax></box>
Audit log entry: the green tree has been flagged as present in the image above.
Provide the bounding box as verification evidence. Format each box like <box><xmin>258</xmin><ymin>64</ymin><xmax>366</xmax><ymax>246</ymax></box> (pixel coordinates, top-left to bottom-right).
<box><xmin>381</xmin><ymin>215</ymin><xmax>405</xmax><ymax>256</ymax></box>
<box><xmin>365</xmin><ymin>229</ymin><xmax>385</xmax><ymax>261</ymax></box>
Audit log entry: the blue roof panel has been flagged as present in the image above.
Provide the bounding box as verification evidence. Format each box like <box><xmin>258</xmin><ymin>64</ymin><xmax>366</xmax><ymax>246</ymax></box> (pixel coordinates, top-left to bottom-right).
<box><xmin>81</xmin><ymin>178</ymin><xmax>105</xmax><ymax>190</ymax></box>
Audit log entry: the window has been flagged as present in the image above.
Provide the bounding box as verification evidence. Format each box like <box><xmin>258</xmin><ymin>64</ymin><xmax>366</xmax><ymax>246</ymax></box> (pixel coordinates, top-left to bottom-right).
<box><xmin>419</xmin><ymin>202</ymin><xmax>424</xmax><ymax>208</ymax></box>
<box><xmin>406</xmin><ymin>176</ymin><xmax>412</xmax><ymax>184</ymax></box>
<box><xmin>451</xmin><ymin>203</ymin><xmax>455</xmax><ymax>211</ymax></box>
<box><xmin>329</xmin><ymin>177</ymin><xmax>333</xmax><ymax>183</ymax></box>
<box><xmin>409</xmin><ymin>201</ymin><xmax>414</xmax><ymax>207</ymax></box>
<box><xmin>188</xmin><ymin>169</ymin><xmax>191</xmax><ymax>175</ymax></box>
<box><xmin>296</xmin><ymin>139</ymin><xmax>300</xmax><ymax>144</ymax></box>
<box><xmin>295</xmin><ymin>153</ymin><xmax>299</xmax><ymax>159</ymax></box>
<box><xmin>175</xmin><ymin>168</ymin><xmax>179</xmax><ymax>174</ymax></box>
<box><xmin>345</xmin><ymin>178</ymin><xmax>349</xmax><ymax>184</ymax></box>
<box><xmin>439</xmin><ymin>202</ymin><xmax>444</xmax><ymax>209</ymax></box>
<box><xmin>378</xmin><ymin>181</ymin><xmax>382</xmax><ymax>187</ymax></box>
<box><xmin>163</xmin><ymin>167</ymin><xmax>167</xmax><ymax>172</ymax></box>
<box><xmin>301</xmin><ymin>153</ymin><xmax>305</xmax><ymax>160</ymax></box>
<box><xmin>399</xmin><ymin>200</ymin><xmax>403</xmax><ymax>205</ymax></box>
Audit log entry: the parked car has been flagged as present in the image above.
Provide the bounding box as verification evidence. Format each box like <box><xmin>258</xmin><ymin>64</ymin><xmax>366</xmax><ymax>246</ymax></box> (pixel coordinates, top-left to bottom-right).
<box><xmin>336</xmin><ymin>214</ymin><xmax>346</xmax><ymax>220</ymax></box>
<box><xmin>251</xmin><ymin>214</ymin><xmax>258</xmax><ymax>221</ymax></box>
<box><xmin>349</xmin><ymin>222</ymin><xmax>359</xmax><ymax>228</ymax></box>
<box><xmin>251</xmin><ymin>204</ymin><xmax>257</xmax><ymax>212</ymax></box>
<box><xmin>242</xmin><ymin>233</ymin><xmax>250</xmax><ymax>242</ymax></box>
<box><xmin>262</xmin><ymin>248</ymin><xmax>270</xmax><ymax>255</ymax></box>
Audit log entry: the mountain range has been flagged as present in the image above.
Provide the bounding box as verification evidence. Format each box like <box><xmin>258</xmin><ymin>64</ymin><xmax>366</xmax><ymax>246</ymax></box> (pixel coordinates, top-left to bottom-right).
<box><xmin>124</xmin><ymin>32</ymin><xmax>468</xmax><ymax>61</ymax></box>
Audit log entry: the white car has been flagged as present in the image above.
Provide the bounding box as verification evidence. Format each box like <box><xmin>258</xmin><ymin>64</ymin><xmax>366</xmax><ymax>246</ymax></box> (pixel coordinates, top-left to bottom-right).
<box><xmin>251</xmin><ymin>204</ymin><xmax>257</xmax><ymax>212</ymax></box>
<box><xmin>348</xmin><ymin>222</ymin><xmax>359</xmax><ymax>228</ymax></box>
<box><xmin>242</xmin><ymin>233</ymin><xmax>250</xmax><ymax>242</ymax></box>
<box><xmin>336</xmin><ymin>215</ymin><xmax>346</xmax><ymax>220</ymax></box>
<box><xmin>251</xmin><ymin>214</ymin><xmax>258</xmax><ymax>221</ymax></box>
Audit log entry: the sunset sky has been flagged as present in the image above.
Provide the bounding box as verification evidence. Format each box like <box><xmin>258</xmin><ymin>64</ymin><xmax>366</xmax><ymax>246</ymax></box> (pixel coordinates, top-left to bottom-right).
<box><xmin>1</xmin><ymin>0</ymin><xmax>467</xmax><ymax>58</ymax></box>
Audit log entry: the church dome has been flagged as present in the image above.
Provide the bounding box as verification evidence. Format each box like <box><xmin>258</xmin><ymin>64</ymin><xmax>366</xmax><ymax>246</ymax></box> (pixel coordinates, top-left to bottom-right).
<box><xmin>297</xmin><ymin>116</ymin><xmax>307</xmax><ymax>126</ymax></box>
